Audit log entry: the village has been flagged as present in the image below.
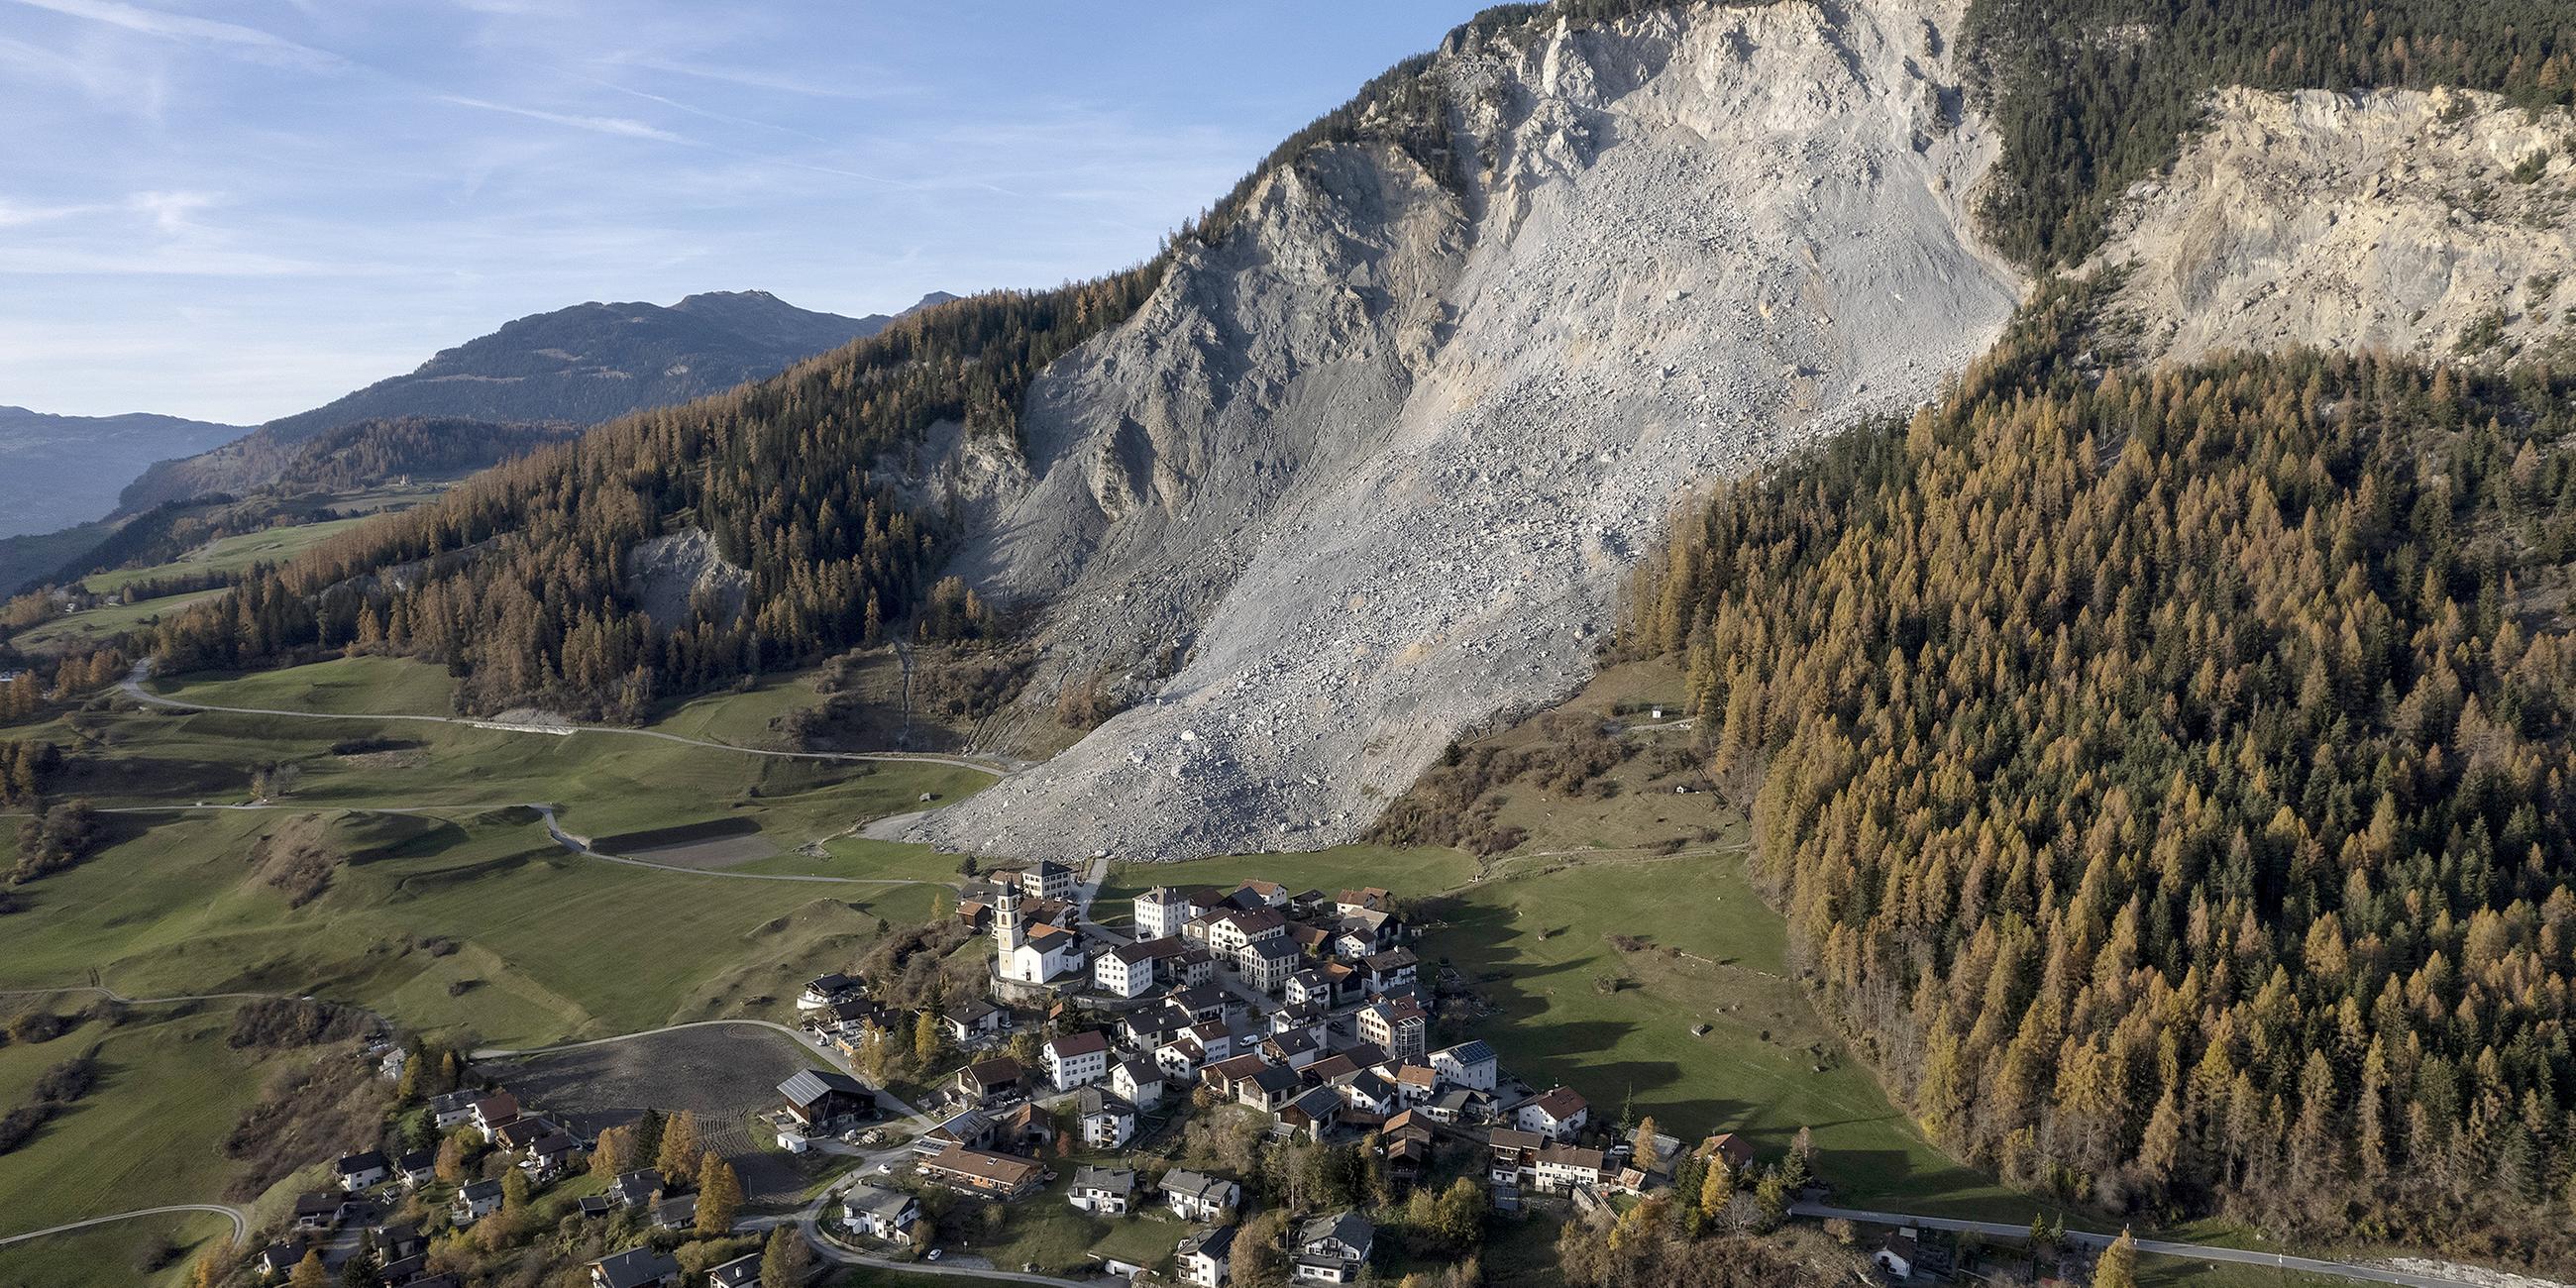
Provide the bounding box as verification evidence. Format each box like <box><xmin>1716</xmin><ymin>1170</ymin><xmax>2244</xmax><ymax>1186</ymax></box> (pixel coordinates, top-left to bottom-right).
<box><xmin>235</xmin><ymin>861</ymin><xmax>2094</xmax><ymax>1288</ymax></box>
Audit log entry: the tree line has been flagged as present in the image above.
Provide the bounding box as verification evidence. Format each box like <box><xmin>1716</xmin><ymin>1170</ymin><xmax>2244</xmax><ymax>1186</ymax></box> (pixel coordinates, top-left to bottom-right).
<box><xmin>1624</xmin><ymin>280</ymin><xmax>2576</xmax><ymax>1262</ymax></box>
<box><xmin>1964</xmin><ymin>0</ymin><xmax>2576</xmax><ymax>268</ymax></box>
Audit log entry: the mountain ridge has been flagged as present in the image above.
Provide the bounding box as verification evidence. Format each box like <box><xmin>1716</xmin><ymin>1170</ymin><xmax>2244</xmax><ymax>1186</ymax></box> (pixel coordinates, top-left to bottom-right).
<box><xmin>0</xmin><ymin>405</ymin><xmax>244</xmax><ymax>540</ymax></box>
<box><xmin>117</xmin><ymin>288</ymin><xmax>943</xmax><ymax>513</ymax></box>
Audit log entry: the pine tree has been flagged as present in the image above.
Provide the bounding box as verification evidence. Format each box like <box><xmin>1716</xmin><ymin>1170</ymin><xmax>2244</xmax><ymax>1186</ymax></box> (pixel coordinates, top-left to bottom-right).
<box><xmin>761</xmin><ymin>1224</ymin><xmax>811</xmax><ymax>1286</ymax></box>
<box><xmin>656</xmin><ymin>1110</ymin><xmax>699</xmax><ymax>1182</ymax></box>
<box><xmin>697</xmin><ymin>1151</ymin><xmax>743</xmax><ymax>1235</ymax></box>
<box><xmin>2095</xmin><ymin>1230</ymin><xmax>2139</xmax><ymax>1288</ymax></box>
<box><xmin>1699</xmin><ymin>1155</ymin><xmax>1735</xmax><ymax>1218</ymax></box>
<box><xmin>590</xmin><ymin>1125</ymin><xmax>632</xmax><ymax>1178</ymax></box>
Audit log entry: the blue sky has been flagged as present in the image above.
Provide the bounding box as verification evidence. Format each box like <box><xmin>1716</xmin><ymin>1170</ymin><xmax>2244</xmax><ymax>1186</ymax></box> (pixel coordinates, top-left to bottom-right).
<box><xmin>0</xmin><ymin>1</ymin><xmax>1473</xmax><ymax>424</ymax></box>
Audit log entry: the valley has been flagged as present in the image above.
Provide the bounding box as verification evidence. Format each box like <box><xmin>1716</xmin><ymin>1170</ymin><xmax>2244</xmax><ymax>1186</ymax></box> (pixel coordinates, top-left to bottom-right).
<box><xmin>3</xmin><ymin>0</ymin><xmax>2574</xmax><ymax>1286</ymax></box>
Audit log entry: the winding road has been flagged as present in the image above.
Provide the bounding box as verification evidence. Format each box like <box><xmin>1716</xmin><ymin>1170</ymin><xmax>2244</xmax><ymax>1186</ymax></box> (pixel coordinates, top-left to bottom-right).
<box><xmin>118</xmin><ymin>666</ymin><xmax>1012</xmax><ymax>778</ymax></box>
<box><xmin>0</xmin><ymin>1205</ymin><xmax>250</xmax><ymax>1251</ymax></box>
<box><xmin>1790</xmin><ymin>1204</ymin><xmax>2519</xmax><ymax>1288</ymax></box>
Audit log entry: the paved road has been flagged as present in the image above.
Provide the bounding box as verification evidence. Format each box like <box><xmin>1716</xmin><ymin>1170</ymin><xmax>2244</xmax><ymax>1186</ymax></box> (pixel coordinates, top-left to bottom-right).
<box><xmin>0</xmin><ymin>1204</ymin><xmax>250</xmax><ymax>1250</ymax></box>
<box><xmin>120</xmin><ymin>666</ymin><xmax>1012</xmax><ymax>778</ymax></box>
<box><xmin>1791</xmin><ymin>1204</ymin><xmax>2510</xmax><ymax>1288</ymax></box>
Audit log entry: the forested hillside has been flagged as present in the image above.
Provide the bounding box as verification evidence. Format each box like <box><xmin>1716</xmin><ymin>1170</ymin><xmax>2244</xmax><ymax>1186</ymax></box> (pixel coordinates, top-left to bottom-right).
<box><xmin>1966</xmin><ymin>0</ymin><xmax>2576</xmax><ymax>266</ymax></box>
<box><xmin>148</xmin><ymin>278</ymin><xmax>1158</xmax><ymax>717</ymax></box>
<box><xmin>117</xmin><ymin>290</ymin><xmax>907</xmax><ymax>512</ymax></box>
<box><xmin>1626</xmin><ymin>283</ymin><xmax>2576</xmax><ymax>1260</ymax></box>
<box><xmin>136</xmin><ymin>37</ymin><xmax>1497</xmax><ymax>720</ymax></box>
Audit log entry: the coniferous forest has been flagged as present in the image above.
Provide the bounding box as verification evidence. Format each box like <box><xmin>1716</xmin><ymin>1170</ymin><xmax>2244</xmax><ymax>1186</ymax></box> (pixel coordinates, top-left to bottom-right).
<box><xmin>145</xmin><ymin>275</ymin><xmax>1157</xmax><ymax>718</ymax></box>
<box><xmin>1966</xmin><ymin>0</ymin><xmax>2576</xmax><ymax>267</ymax></box>
<box><xmin>1624</xmin><ymin>283</ymin><xmax>2576</xmax><ymax>1261</ymax></box>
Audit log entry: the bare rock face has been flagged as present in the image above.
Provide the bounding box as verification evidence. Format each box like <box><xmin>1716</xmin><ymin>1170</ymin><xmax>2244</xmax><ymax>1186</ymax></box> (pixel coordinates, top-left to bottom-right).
<box><xmin>624</xmin><ymin>529</ymin><xmax>749</xmax><ymax>630</ymax></box>
<box><xmin>2099</xmin><ymin>87</ymin><xmax>2576</xmax><ymax>362</ymax></box>
<box><xmin>896</xmin><ymin>0</ymin><xmax>2022</xmax><ymax>863</ymax></box>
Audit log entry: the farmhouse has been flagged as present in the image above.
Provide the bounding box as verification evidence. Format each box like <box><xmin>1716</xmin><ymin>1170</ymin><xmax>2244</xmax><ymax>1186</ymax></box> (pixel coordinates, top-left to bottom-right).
<box><xmin>955</xmin><ymin>1056</ymin><xmax>1026</xmax><ymax>1107</ymax></box>
<box><xmin>799</xmin><ymin>973</ymin><xmax>856</xmax><ymax>1011</ymax></box>
<box><xmin>395</xmin><ymin>1149</ymin><xmax>436</xmax><ymax>1187</ymax></box>
<box><xmin>1095</xmin><ymin>939</ymin><xmax>1161</xmax><ymax>999</ymax></box>
<box><xmin>1533</xmin><ymin>1142</ymin><xmax>1609</xmax><ymax>1192</ymax></box>
<box><xmin>1355</xmin><ymin>999</ymin><xmax>1427</xmax><ymax>1061</ymax></box>
<box><xmin>1161</xmin><ymin>1168</ymin><xmax>1239</xmax><ymax>1221</ymax></box>
<box><xmin>1430</xmin><ymin>1040</ymin><xmax>1497</xmax><ymax>1092</ymax></box>
<box><xmin>842</xmin><ymin>1185</ymin><xmax>920</xmax><ymax>1240</ymax></box>
<box><xmin>1207</xmin><ymin>907</ymin><xmax>1287</xmax><ymax>958</ymax></box>
<box><xmin>779</xmin><ymin>1068</ymin><xmax>876</xmax><ymax>1130</ymax></box>
<box><xmin>1277</xmin><ymin>1084</ymin><xmax>1342</xmax><ymax>1141</ymax></box>
<box><xmin>1239</xmin><ymin>936</ymin><xmax>1303</xmax><ymax>993</ymax></box>
<box><xmin>1335</xmin><ymin>888</ymin><xmax>1392</xmax><ymax>916</ymax></box>
<box><xmin>335</xmin><ymin>1150</ymin><xmax>389</xmax><ymax>1192</ymax></box>
<box><xmin>521</xmin><ymin>1132</ymin><xmax>584</xmax><ymax>1180</ymax></box>
<box><xmin>1133</xmin><ymin>887</ymin><xmax>1207</xmax><ymax>940</ymax></box>
<box><xmin>1515</xmin><ymin>1086</ymin><xmax>1589</xmax><ymax>1140</ymax></box>
<box><xmin>1177</xmin><ymin>1225</ymin><xmax>1237</xmax><ymax>1288</ymax></box>
<box><xmin>1043</xmin><ymin>1029</ymin><xmax>1113</xmax><ymax>1091</ymax></box>
<box><xmin>919</xmin><ymin>1145</ymin><xmax>1044</xmax><ymax>1200</ymax></box>
<box><xmin>1075</xmin><ymin>1087</ymin><xmax>1137</xmax><ymax>1149</ymax></box>
<box><xmin>1110</xmin><ymin>1057</ymin><xmax>1166</xmax><ymax>1109</ymax></box>
<box><xmin>1292</xmin><ymin>1210</ymin><xmax>1375</xmax><ymax>1283</ymax></box>
<box><xmin>452</xmin><ymin>1180</ymin><xmax>503</xmax><ymax>1224</ymax></box>
<box><xmin>1699</xmin><ymin>1131</ymin><xmax>1756</xmax><ymax>1171</ymax></box>
<box><xmin>429</xmin><ymin>1089</ymin><xmax>481</xmax><ymax>1129</ymax></box>
<box><xmin>590</xmin><ymin>1246</ymin><xmax>682</xmax><ymax>1288</ymax></box>
<box><xmin>708</xmin><ymin>1253</ymin><xmax>761</xmax><ymax>1288</ymax></box>
<box><xmin>919</xmin><ymin>1108</ymin><xmax>997</xmax><ymax>1154</ymax></box>
<box><xmin>607</xmin><ymin>1169</ymin><xmax>663</xmax><ymax>1210</ymax></box>
<box><xmin>1069</xmin><ymin>1164</ymin><xmax>1137</xmax><ymax>1215</ymax></box>
<box><xmin>651</xmin><ymin>1194</ymin><xmax>697</xmax><ymax>1231</ymax></box>
<box><xmin>940</xmin><ymin>998</ymin><xmax>1008</xmax><ymax>1044</ymax></box>
<box><xmin>469</xmin><ymin>1093</ymin><xmax>520</xmax><ymax>1137</ymax></box>
<box><xmin>1363</xmin><ymin>948</ymin><xmax>1418</xmax><ymax>992</ymax></box>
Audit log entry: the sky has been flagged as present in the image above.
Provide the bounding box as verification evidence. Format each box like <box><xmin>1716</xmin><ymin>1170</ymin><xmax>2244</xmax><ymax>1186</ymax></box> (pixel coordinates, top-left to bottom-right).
<box><xmin>0</xmin><ymin>1</ymin><xmax>1474</xmax><ymax>425</ymax></box>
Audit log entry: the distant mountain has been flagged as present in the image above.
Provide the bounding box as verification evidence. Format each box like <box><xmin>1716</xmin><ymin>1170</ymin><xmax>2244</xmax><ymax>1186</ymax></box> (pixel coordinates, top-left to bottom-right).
<box><xmin>120</xmin><ymin>289</ymin><xmax>948</xmax><ymax>511</ymax></box>
<box><xmin>0</xmin><ymin>406</ymin><xmax>244</xmax><ymax>539</ymax></box>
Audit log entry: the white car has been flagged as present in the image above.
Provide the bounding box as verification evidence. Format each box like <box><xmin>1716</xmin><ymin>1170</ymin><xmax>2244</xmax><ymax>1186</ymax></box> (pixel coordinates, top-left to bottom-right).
<box><xmin>925</xmin><ymin>1248</ymin><xmax>943</xmax><ymax>1262</ymax></box>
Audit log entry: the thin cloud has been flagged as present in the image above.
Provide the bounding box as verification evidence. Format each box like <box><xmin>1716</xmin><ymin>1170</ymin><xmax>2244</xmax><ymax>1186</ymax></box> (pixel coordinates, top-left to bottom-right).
<box><xmin>439</xmin><ymin>94</ymin><xmax>687</xmax><ymax>144</ymax></box>
<box><xmin>610</xmin><ymin>53</ymin><xmax>907</xmax><ymax>102</ymax></box>
<box><xmin>7</xmin><ymin>0</ymin><xmax>348</xmax><ymax>72</ymax></box>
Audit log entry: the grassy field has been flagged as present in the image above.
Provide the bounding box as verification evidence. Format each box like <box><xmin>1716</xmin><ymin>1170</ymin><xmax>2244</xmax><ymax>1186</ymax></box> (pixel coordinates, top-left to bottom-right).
<box><xmin>11</xmin><ymin>588</ymin><xmax>228</xmax><ymax>655</ymax></box>
<box><xmin>0</xmin><ymin>1210</ymin><xmax>233</xmax><ymax>1287</ymax></box>
<box><xmin>0</xmin><ymin>806</ymin><xmax>947</xmax><ymax>1049</ymax></box>
<box><xmin>81</xmin><ymin>516</ymin><xmax>377</xmax><ymax>595</ymax></box>
<box><xmin>0</xmin><ymin>660</ymin><xmax>991</xmax><ymax>1050</ymax></box>
<box><xmin>0</xmin><ymin>1007</ymin><xmax>290</xmax><ymax>1236</ymax></box>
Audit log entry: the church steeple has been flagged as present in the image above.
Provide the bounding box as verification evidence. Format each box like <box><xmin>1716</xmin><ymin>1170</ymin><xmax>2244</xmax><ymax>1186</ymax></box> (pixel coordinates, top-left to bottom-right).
<box><xmin>995</xmin><ymin>886</ymin><xmax>1024</xmax><ymax>956</ymax></box>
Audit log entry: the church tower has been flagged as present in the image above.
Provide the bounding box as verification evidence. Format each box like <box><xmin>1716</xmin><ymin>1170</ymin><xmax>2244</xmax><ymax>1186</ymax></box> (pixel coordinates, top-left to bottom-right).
<box><xmin>995</xmin><ymin>887</ymin><xmax>1025</xmax><ymax>957</ymax></box>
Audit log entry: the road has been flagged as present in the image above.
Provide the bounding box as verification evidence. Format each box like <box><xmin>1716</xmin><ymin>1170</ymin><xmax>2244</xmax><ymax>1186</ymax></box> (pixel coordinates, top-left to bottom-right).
<box><xmin>0</xmin><ymin>1204</ymin><xmax>250</xmax><ymax>1251</ymax></box>
<box><xmin>2</xmin><ymin>798</ymin><xmax>947</xmax><ymax>889</ymax></box>
<box><xmin>119</xmin><ymin>665</ymin><xmax>1012</xmax><ymax>778</ymax></box>
<box><xmin>1790</xmin><ymin>1204</ymin><xmax>2514</xmax><ymax>1288</ymax></box>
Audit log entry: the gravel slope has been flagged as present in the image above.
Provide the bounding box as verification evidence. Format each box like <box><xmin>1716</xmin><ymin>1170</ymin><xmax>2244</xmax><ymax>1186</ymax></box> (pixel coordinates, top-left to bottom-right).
<box><xmin>896</xmin><ymin>0</ymin><xmax>2022</xmax><ymax>862</ymax></box>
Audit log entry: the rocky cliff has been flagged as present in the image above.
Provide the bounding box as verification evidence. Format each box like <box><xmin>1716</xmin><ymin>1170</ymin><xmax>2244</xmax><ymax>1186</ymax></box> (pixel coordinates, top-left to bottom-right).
<box><xmin>2098</xmin><ymin>87</ymin><xmax>2576</xmax><ymax>363</ymax></box>
<box><xmin>893</xmin><ymin>0</ymin><xmax>2023</xmax><ymax>861</ymax></box>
